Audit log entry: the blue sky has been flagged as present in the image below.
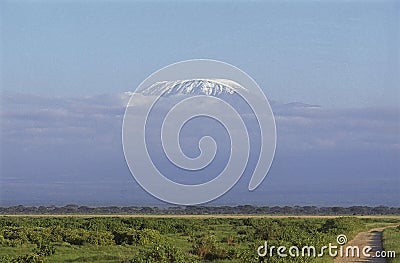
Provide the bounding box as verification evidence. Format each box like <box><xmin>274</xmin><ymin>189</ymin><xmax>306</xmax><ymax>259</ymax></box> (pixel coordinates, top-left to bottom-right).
<box><xmin>0</xmin><ymin>1</ymin><xmax>399</xmax><ymax>206</ymax></box>
<box><xmin>1</xmin><ymin>1</ymin><xmax>399</xmax><ymax>107</ymax></box>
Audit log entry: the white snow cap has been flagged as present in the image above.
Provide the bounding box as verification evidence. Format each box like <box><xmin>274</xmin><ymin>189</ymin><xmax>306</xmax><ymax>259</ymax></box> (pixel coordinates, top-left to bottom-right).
<box><xmin>141</xmin><ymin>79</ymin><xmax>248</xmax><ymax>96</ymax></box>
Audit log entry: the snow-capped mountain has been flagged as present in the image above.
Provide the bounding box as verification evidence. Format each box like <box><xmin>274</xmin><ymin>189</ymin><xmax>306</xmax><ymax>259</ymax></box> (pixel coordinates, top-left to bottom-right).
<box><xmin>140</xmin><ymin>79</ymin><xmax>248</xmax><ymax>96</ymax></box>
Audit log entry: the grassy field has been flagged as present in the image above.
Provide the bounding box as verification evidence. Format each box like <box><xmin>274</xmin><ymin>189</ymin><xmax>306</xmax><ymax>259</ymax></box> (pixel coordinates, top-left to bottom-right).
<box><xmin>0</xmin><ymin>215</ymin><xmax>399</xmax><ymax>262</ymax></box>
<box><xmin>383</xmin><ymin>225</ymin><xmax>400</xmax><ymax>263</ymax></box>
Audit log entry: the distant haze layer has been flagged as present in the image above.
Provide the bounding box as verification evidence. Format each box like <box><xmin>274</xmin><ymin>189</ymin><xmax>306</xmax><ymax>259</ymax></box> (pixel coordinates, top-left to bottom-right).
<box><xmin>0</xmin><ymin>92</ymin><xmax>398</xmax><ymax>206</ymax></box>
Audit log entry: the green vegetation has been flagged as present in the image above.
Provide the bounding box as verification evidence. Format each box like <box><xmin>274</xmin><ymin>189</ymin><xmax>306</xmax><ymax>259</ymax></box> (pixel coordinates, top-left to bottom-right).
<box><xmin>383</xmin><ymin>225</ymin><xmax>400</xmax><ymax>263</ymax></box>
<box><xmin>0</xmin><ymin>216</ymin><xmax>398</xmax><ymax>262</ymax></box>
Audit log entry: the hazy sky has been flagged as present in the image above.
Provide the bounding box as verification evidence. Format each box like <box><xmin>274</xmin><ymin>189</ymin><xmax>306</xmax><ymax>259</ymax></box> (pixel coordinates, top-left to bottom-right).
<box><xmin>0</xmin><ymin>1</ymin><xmax>399</xmax><ymax>206</ymax></box>
<box><xmin>1</xmin><ymin>1</ymin><xmax>399</xmax><ymax>107</ymax></box>
<box><xmin>1</xmin><ymin>93</ymin><xmax>399</xmax><ymax>206</ymax></box>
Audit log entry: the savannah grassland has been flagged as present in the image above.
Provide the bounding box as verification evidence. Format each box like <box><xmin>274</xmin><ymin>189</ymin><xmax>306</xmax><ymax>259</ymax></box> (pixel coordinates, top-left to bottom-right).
<box><xmin>383</xmin><ymin>225</ymin><xmax>400</xmax><ymax>263</ymax></box>
<box><xmin>0</xmin><ymin>215</ymin><xmax>399</xmax><ymax>263</ymax></box>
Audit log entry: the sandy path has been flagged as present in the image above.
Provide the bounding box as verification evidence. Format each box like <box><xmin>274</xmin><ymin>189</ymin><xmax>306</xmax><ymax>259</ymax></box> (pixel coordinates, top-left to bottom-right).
<box><xmin>334</xmin><ymin>228</ymin><xmax>388</xmax><ymax>263</ymax></box>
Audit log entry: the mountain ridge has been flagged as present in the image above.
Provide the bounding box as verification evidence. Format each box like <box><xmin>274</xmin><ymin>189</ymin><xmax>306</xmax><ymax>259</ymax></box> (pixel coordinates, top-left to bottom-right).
<box><xmin>140</xmin><ymin>79</ymin><xmax>248</xmax><ymax>96</ymax></box>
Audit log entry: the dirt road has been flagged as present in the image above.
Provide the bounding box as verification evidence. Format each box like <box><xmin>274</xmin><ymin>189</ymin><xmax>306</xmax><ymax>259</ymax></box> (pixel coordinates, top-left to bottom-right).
<box><xmin>334</xmin><ymin>228</ymin><xmax>387</xmax><ymax>263</ymax></box>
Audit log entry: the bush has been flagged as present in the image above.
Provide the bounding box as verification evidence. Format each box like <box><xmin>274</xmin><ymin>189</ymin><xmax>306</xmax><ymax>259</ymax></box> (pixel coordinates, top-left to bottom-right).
<box><xmin>26</xmin><ymin>228</ymin><xmax>51</xmax><ymax>245</ymax></box>
<box><xmin>136</xmin><ymin>229</ymin><xmax>162</xmax><ymax>245</ymax></box>
<box><xmin>252</xmin><ymin>219</ymin><xmax>280</xmax><ymax>240</ymax></box>
<box><xmin>234</xmin><ymin>244</ymin><xmax>260</xmax><ymax>263</ymax></box>
<box><xmin>48</xmin><ymin>226</ymin><xmax>64</xmax><ymax>242</ymax></box>
<box><xmin>320</xmin><ymin>217</ymin><xmax>364</xmax><ymax>235</ymax></box>
<box><xmin>113</xmin><ymin>229</ymin><xmax>161</xmax><ymax>245</ymax></box>
<box><xmin>63</xmin><ymin>229</ymin><xmax>88</xmax><ymax>245</ymax></box>
<box><xmin>113</xmin><ymin>229</ymin><xmax>137</xmax><ymax>245</ymax></box>
<box><xmin>1</xmin><ymin>227</ymin><xmax>29</xmax><ymax>246</ymax></box>
<box><xmin>12</xmin><ymin>253</ymin><xmax>45</xmax><ymax>263</ymax></box>
<box><xmin>34</xmin><ymin>243</ymin><xmax>56</xmax><ymax>257</ymax></box>
<box><xmin>131</xmin><ymin>242</ymin><xmax>186</xmax><ymax>263</ymax></box>
<box><xmin>86</xmin><ymin>231</ymin><xmax>115</xmax><ymax>245</ymax></box>
<box><xmin>191</xmin><ymin>234</ymin><xmax>228</xmax><ymax>260</ymax></box>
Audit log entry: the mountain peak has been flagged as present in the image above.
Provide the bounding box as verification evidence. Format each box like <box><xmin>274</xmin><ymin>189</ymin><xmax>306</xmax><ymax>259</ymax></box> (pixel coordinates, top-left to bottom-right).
<box><xmin>140</xmin><ymin>79</ymin><xmax>247</xmax><ymax>96</ymax></box>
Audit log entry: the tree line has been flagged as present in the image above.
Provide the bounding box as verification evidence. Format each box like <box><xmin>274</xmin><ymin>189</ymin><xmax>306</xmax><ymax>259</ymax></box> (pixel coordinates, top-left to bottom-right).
<box><xmin>0</xmin><ymin>205</ymin><xmax>399</xmax><ymax>215</ymax></box>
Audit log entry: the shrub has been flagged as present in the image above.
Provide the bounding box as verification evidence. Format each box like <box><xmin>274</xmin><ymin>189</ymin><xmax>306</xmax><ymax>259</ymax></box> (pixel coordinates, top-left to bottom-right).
<box><xmin>113</xmin><ymin>229</ymin><xmax>137</xmax><ymax>245</ymax></box>
<box><xmin>131</xmin><ymin>242</ymin><xmax>186</xmax><ymax>263</ymax></box>
<box><xmin>2</xmin><ymin>227</ymin><xmax>29</xmax><ymax>245</ymax></box>
<box><xmin>26</xmin><ymin>228</ymin><xmax>51</xmax><ymax>245</ymax></box>
<box><xmin>151</xmin><ymin>243</ymin><xmax>185</xmax><ymax>262</ymax></box>
<box><xmin>320</xmin><ymin>217</ymin><xmax>364</xmax><ymax>235</ymax></box>
<box><xmin>34</xmin><ymin>243</ymin><xmax>56</xmax><ymax>257</ymax></box>
<box><xmin>12</xmin><ymin>253</ymin><xmax>45</xmax><ymax>263</ymax></box>
<box><xmin>136</xmin><ymin>229</ymin><xmax>162</xmax><ymax>245</ymax></box>
<box><xmin>86</xmin><ymin>231</ymin><xmax>115</xmax><ymax>245</ymax></box>
<box><xmin>113</xmin><ymin>228</ymin><xmax>161</xmax><ymax>245</ymax></box>
<box><xmin>191</xmin><ymin>234</ymin><xmax>228</xmax><ymax>260</ymax></box>
<box><xmin>63</xmin><ymin>229</ymin><xmax>88</xmax><ymax>245</ymax></box>
<box><xmin>48</xmin><ymin>226</ymin><xmax>64</xmax><ymax>242</ymax></box>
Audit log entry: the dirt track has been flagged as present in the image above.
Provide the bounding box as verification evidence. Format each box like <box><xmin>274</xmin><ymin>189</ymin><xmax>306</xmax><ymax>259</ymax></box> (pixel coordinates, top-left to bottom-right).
<box><xmin>334</xmin><ymin>228</ymin><xmax>388</xmax><ymax>263</ymax></box>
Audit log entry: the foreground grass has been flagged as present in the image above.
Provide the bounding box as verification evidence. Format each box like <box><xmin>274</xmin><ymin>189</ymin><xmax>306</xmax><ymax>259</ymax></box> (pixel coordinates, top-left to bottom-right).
<box><xmin>383</xmin><ymin>226</ymin><xmax>400</xmax><ymax>263</ymax></box>
<box><xmin>1</xmin><ymin>242</ymin><xmax>151</xmax><ymax>263</ymax></box>
<box><xmin>0</xmin><ymin>216</ymin><xmax>399</xmax><ymax>262</ymax></box>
